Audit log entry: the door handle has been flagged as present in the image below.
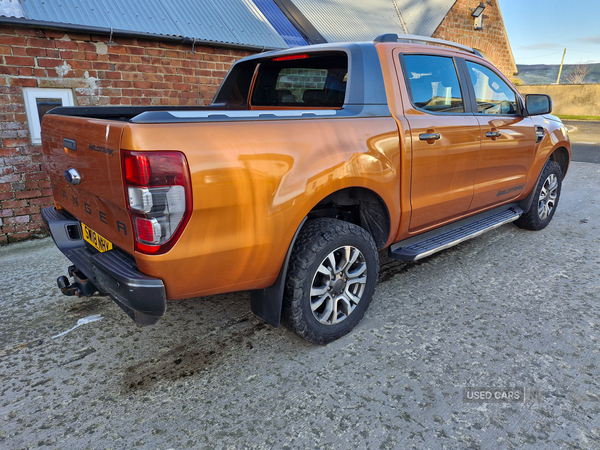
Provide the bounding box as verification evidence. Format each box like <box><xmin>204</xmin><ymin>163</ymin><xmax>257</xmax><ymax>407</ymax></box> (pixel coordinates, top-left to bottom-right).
<box><xmin>485</xmin><ymin>131</ymin><xmax>501</xmax><ymax>138</ymax></box>
<box><xmin>419</xmin><ymin>133</ymin><xmax>441</xmax><ymax>141</ymax></box>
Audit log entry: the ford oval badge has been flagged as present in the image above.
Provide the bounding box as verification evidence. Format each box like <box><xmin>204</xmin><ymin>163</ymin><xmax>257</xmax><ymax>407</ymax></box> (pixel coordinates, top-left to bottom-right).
<box><xmin>64</xmin><ymin>168</ymin><xmax>82</xmax><ymax>185</ymax></box>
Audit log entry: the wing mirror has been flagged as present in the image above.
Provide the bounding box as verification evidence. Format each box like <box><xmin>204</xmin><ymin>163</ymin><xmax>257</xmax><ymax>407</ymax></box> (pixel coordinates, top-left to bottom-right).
<box><xmin>525</xmin><ymin>94</ymin><xmax>552</xmax><ymax>116</ymax></box>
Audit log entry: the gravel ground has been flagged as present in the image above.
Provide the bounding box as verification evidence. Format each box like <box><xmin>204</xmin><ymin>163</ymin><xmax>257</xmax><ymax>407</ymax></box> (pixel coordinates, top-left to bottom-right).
<box><xmin>0</xmin><ymin>162</ymin><xmax>599</xmax><ymax>450</ymax></box>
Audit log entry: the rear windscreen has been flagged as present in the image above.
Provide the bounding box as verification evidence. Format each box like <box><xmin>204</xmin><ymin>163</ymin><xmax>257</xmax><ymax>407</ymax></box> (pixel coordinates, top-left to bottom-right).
<box><xmin>250</xmin><ymin>53</ymin><xmax>348</xmax><ymax>108</ymax></box>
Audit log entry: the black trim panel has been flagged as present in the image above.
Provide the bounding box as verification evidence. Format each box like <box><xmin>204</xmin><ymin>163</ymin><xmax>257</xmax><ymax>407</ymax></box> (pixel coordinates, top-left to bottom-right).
<box><xmin>47</xmin><ymin>105</ymin><xmax>226</xmax><ymax>121</ymax></box>
<box><xmin>455</xmin><ymin>57</ymin><xmax>477</xmax><ymax>114</ymax></box>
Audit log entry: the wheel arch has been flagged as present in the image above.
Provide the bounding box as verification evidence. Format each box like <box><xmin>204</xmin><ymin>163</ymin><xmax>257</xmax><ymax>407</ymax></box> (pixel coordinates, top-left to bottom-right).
<box><xmin>549</xmin><ymin>146</ymin><xmax>570</xmax><ymax>179</ymax></box>
<box><xmin>305</xmin><ymin>186</ymin><xmax>391</xmax><ymax>250</ymax></box>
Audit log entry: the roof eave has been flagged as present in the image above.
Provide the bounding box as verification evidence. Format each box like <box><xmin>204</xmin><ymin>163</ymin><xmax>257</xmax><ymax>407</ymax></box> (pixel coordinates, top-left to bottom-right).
<box><xmin>0</xmin><ymin>17</ymin><xmax>282</xmax><ymax>52</ymax></box>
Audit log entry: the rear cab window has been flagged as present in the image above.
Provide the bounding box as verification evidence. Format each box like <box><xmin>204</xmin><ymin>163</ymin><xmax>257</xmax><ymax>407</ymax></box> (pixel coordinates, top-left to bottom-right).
<box><xmin>250</xmin><ymin>52</ymin><xmax>348</xmax><ymax>108</ymax></box>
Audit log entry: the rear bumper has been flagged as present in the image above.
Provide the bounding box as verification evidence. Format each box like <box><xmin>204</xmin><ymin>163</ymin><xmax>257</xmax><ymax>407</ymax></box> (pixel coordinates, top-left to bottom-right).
<box><xmin>41</xmin><ymin>206</ymin><xmax>166</xmax><ymax>326</ymax></box>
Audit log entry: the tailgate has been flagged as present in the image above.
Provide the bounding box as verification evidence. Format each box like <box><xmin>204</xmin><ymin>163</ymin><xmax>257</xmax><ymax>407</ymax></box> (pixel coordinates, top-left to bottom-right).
<box><xmin>41</xmin><ymin>115</ymin><xmax>134</xmax><ymax>254</ymax></box>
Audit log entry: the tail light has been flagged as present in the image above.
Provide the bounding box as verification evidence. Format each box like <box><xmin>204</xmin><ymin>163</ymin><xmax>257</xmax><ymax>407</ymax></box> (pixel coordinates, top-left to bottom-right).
<box><xmin>122</xmin><ymin>151</ymin><xmax>192</xmax><ymax>254</ymax></box>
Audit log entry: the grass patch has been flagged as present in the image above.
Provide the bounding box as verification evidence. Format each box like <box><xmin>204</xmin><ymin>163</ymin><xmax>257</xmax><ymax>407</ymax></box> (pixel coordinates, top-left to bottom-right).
<box><xmin>557</xmin><ymin>115</ymin><xmax>600</xmax><ymax>121</ymax></box>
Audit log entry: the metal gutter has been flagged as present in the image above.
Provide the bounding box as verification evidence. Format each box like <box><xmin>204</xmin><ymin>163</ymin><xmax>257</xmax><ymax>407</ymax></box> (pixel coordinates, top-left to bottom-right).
<box><xmin>0</xmin><ymin>17</ymin><xmax>280</xmax><ymax>51</ymax></box>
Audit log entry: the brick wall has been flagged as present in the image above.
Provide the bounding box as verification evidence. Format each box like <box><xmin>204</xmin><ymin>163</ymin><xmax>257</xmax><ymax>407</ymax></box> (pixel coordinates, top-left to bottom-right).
<box><xmin>0</xmin><ymin>24</ymin><xmax>253</xmax><ymax>245</ymax></box>
<box><xmin>432</xmin><ymin>0</ymin><xmax>517</xmax><ymax>79</ymax></box>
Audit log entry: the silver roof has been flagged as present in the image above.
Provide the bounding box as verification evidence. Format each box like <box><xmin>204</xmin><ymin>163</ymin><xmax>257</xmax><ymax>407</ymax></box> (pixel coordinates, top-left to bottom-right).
<box><xmin>3</xmin><ymin>0</ymin><xmax>288</xmax><ymax>49</ymax></box>
<box><xmin>287</xmin><ymin>0</ymin><xmax>407</xmax><ymax>42</ymax></box>
<box><xmin>0</xmin><ymin>0</ymin><xmax>24</xmax><ymax>18</ymax></box>
<box><xmin>288</xmin><ymin>0</ymin><xmax>455</xmax><ymax>42</ymax></box>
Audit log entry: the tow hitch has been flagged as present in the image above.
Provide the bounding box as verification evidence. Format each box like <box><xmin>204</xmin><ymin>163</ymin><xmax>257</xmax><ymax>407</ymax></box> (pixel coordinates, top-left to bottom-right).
<box><xmin>57</xmin><ymin>265</ymin><xmax>101</xmax><ymax>297</ymax></box>
<box><xmin>43</xmin><ymin>206</ymin><xmax>167</xmax><ymax>328</ymax></box>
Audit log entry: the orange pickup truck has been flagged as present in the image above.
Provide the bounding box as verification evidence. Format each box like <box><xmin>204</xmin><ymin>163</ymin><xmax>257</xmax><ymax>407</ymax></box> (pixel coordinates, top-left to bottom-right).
<box><xmin>41</xmin><ymin>34</ymin><xmax>570</xmax><ymax>344</ymax></box>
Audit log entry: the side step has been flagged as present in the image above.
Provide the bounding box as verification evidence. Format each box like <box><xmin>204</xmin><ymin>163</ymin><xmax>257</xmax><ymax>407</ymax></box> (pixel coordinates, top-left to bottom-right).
<box><xmin>389</xmin><ymin>207</ymin><xmax>523</xmax><ymax>261</ymax></box>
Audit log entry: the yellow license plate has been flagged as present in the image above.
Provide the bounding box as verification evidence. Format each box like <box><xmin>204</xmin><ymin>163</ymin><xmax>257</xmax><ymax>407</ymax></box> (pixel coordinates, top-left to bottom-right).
<box><xmin>82</xmin><ymin>223</ymin><xmax>113</xmax><ymax>253</ymax></box>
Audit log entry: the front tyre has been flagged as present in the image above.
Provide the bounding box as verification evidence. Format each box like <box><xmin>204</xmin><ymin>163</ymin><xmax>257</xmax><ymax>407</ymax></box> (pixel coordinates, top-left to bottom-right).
<box><xmin>515</xmin><ymin>160</ymin><xmax>562</xmax><ymax>231</ymax></box>
<box><xmin>283</xmin><ymin>218</ymin><xmax>379</xmax><ymax>344</ymax></box>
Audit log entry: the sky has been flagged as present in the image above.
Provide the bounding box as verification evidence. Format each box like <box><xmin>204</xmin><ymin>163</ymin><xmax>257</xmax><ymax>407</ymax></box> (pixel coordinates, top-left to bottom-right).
<box><xmin>500</xmin><ymin>0</ymin><xmax>600</xmax><ymax>65</ymax></box>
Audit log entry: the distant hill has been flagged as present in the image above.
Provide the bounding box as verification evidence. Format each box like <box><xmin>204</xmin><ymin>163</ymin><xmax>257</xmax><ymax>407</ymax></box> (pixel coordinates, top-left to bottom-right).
<box><xmin>516</xmin><ymin>63</ymin><xmax>600</xmax><ymax>85</ymax></box>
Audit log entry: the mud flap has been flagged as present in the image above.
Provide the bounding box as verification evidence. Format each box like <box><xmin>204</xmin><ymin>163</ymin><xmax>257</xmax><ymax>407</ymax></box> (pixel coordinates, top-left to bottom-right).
<box><xmin>250</xmin><ymin>218</ymin><xmax>307</xmax><ymax>327</ymax></box>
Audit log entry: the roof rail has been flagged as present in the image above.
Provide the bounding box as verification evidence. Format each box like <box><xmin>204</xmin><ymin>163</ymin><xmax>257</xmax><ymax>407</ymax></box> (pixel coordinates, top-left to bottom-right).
<box><xmin>374</xmin><ymin>33</ymin><xmax>483</xmax><ymax>57</ymax></box>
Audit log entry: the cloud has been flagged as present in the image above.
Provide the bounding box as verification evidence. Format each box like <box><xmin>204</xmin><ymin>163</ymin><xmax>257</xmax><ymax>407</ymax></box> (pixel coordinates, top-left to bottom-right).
<box><xmin>577</xmin><ymin>34</ymin><xmax>600</xmax><ymax>44</ymax></box>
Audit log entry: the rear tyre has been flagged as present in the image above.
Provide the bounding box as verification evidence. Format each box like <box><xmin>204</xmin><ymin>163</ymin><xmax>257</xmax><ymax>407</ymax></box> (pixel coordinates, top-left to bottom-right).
<box><xmin>515</xmin><ymin>160</ymin><xmax>562</xmax><ymax>231</ymax></box>
<box><xmin>283</xmin><ymin>218</ymin><xmax>379</xmax><ymax>344</ymax></box>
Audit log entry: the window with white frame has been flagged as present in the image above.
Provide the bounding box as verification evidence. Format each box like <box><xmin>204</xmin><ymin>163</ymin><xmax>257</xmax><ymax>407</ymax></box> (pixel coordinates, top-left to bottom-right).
<box><xmin>23</xmin><ymin>88</ymin><xmax>74</xmax><ymax>145</ymax></box>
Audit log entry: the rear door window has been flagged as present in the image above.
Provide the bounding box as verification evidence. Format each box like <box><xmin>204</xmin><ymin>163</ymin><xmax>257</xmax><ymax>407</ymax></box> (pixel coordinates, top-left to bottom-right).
<box><xmin>251</xmin><ymin>53</ymin><xmax>348</xmax><ymax>107</ymax></box>
<box><xmin>403</xmin><ymin>55</ymin><xmax>465</xmax><ymax>113</ymax></box>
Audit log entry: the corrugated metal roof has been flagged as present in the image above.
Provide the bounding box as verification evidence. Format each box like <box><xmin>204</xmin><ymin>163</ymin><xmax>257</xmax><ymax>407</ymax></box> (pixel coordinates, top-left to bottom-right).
<box><xmin>7</xmin><ymin>0</ymin><xmax>287</xmax><ymax>49</ymax></box>
<box><xmin>252</xmin><ymin>0</ymin><xmax>308</xmax><ymax>47</ymax></box>
<box><xmin>287</xmin><ymin>0</ymin><xmax>455</xmax><ymax>42</ymax></box>
<box><xmin>396</xmin><ymin>0</ymin><xmax>455</xmax><ymax>37</ymax></box>
<box><xmin>286</xmin><ymin>0</ymin><xmax>407</xmax><ymax>43</ymax></box>
<box><xmin>0</xmin><ymin>0</ymin><xmax>24</xmax><ymax>18</ymax></box>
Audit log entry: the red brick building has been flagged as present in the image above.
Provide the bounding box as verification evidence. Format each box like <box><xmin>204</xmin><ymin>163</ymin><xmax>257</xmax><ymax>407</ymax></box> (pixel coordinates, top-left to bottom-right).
<box><xmin>0</xmin><ymin>0</ymin><xmax>516</xmax><ymax>245</ymax></box>
<box><xmin>0</xmin><ymin>25</ymin><xmax>257</xmax><ymax>244</ymax></box>
<box><xmin>433</xmin><ymin>0</ymin><xmax>517</xmax><ymax>79</ymax></box>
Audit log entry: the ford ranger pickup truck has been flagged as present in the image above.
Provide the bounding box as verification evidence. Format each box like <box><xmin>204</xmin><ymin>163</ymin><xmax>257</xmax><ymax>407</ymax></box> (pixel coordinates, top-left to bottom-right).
<box><xmin>41</xmin><ymin>34</ymin><xmax>571</xmax><ymax>344</ymax></box>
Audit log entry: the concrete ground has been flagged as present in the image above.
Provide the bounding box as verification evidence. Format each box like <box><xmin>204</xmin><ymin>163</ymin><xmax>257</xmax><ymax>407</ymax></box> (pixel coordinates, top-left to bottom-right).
<box><xmin>1</xmin><ymin>161</ymin><xmax>599</xmax><ymax>450</ymax></box>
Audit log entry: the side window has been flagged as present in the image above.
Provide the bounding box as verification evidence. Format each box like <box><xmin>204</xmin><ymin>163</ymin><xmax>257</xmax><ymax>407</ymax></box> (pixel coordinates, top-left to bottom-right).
<box><xmin>466</xmin><ymin>61</ymin><xmax>518</xmax><ymax>115</ymax></box>
<box><xmin>23</xmin><ymin>88</ymin><xmax>74</xmax><ymax>145</ymax></box>
<box><xmin>403</xmin><ymin>55</ymin><xmax>464</xmax><ymax>113</ymax></box>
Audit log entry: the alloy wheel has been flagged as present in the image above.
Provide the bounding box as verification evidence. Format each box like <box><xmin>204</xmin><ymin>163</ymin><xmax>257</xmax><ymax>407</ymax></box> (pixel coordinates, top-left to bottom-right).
<box><xmin>537</xmin><ymin>173</ymin><xmax>558</xmax><ymax>220</ymax></box>
<box><xmin>309</xmin><ymin>245</ymin><xmax>367</xmax><ymax>325</ymax></box>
